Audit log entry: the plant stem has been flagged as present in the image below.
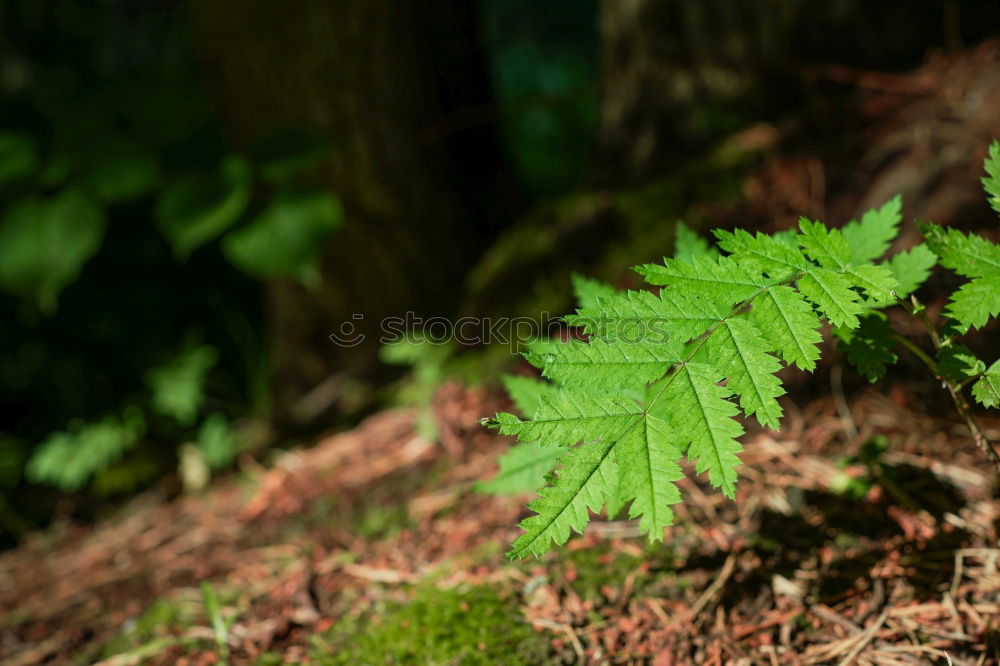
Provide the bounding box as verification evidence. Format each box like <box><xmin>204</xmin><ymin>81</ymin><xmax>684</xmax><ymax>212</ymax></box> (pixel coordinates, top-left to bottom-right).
<box><xmin>895</xmin><ymin>299</ymin><xmax>1000</xmax><ymax>475</ymax></box>
<box><xmin>944</xmin><ymin>380</ymin><xmax>1000</xmax><ymax>474</ymax></box>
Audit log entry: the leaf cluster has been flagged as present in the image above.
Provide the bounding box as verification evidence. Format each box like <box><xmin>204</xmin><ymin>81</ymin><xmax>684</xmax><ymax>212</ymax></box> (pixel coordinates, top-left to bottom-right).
<box><xmin>486</xmin><ymin>140</ymin><xmax>1000</xmax><ymax>558</ymax></box>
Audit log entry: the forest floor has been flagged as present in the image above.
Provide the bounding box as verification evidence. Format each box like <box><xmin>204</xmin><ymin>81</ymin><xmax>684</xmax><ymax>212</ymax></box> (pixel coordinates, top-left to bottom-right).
<box><xmin>3</xmin><ymin>380</ymin><xmax>1000</xmax><ymax>666</ymax></box>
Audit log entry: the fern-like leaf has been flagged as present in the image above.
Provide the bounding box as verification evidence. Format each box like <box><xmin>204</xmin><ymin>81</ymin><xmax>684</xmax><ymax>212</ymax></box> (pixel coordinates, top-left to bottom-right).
<box><xmin>714</xmin><ymin>228</ymin><xmax>809</xmax><ymax>278</ymax></box>
<box><xmin>664</xmin><ymin>363</ymin><xmax>744</xmax><ymax>497</ymax></box>
<box><xmin>615</xmin><ymin>414</ymin><xmax>684</xmax><ymax>540</ymax></box>
<box><xmin>528</xmin><ymin>339</ymin><xmax>683</xmax><ymax>389</ymax></box>
<box><xmin>887</xmin><ymin>244</ymin><xmax>936</xmax><ymax>298</ymax></box>
<box><xmin>799</xmin><ymin>218</ymin><xmax>852</xmax><ymax>270</ymax></box>
<box><xmin>501</xmin><ymin>374</ymin><xmax>557</xmax><ymax>416</ymax></box>
<box><xmin>571</xmin><ymin>273</ymin><xmax>617</xmax><ymax>310</ymax></box>
<box><xmin>842</xmin><ymin>196</ymin><xmax>902</xmax><ymax>264</ymax></box>
<box><xmin>973</xmin><ymin>360</ymin><xmax>1000</xmax><ymax>408</ymax></box>
<box><xmin>936</xmin><ymin>344</ymin><xmax>985</xmax><ymax>384</ymax></box>
<box><xmin>797</xmin><ymin>268</ymin><xmax>863</xmax><ymax>328</ymax></box>
<box><xmin>945</xmin><ymin>278</ymin><xmax>1000</xmax><ymax>330</ymax></box>
<box><xmin>495</xmin><ymin>393</ymin><xmax>641</xmax><ymax>447</ymax></box>
<box><xmin>507</xmin><ymin>437</ymin><xmax>619</xmax><ymax>558</ymax></box>
<box><xmin>636</xmin><ymin>254</ymin><xmax>764</xmax><ymax>310</ymax></box>
<box><xmin>751</xmin><ymin>285</ymin><xmax>822</xmax><ymax>371</ymax></box>
<box><xmin>844</xmin><ymin>264</ymin><xmax>900</xmax><ymax>304</ymax></box>
<box><xmin>490</xmin><ymin>215</ymin><xmax>916</xmax><ymax>557</ymax></box>
<box><xmin>923</xmin><ymin>223</ymin><xmax>1000</xmax><ymax>329</ymax></box>
<box><xmin>985</xmin><ymin>140</ymin><xmax>1000</xmax><ymax>215</ymax></box>
<box><xmin>476</xmin><ymin>442</ymin><xmax>564</xmax><ymax>495</ymax></box>
<box><xmin>837</xmin><ymin>312</ymin><xmax>898</xmax><ymax>383</ymax></box>
<box><xmin>674</xmin><ymin>222</ymin><xmax>718</xmax><ymax>262</ymax></box>
<box><xmin>705</xmin><ymin>318</ymin><xmax>785</xmax><ymax>428</ymax></box>
<box><xmin>566</xmin><ymin>288</ymin><xmax>720</xmax><ymax>343</ymax></box>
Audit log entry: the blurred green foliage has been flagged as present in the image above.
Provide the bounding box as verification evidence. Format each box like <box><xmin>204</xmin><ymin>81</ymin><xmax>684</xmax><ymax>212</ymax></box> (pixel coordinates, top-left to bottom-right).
<box><xmin>223</xmin><ymin>188</ymin><xmax>342</xmax><ymax>288</ymax></box>
<box><xmin>26</xmin><ymin>407</ymin><xmax>145</xmax><ymax>492</ymax></box>
<box><xmin>147</xmin><ymin>344</ymin><xmax>220</xmax><ymax>427</ymax></box>
<box><xmin>0</xmin><ymin>0</ymin><xmax>342</xmax><ymax>543</ymax></box>
<box><xmin>0</xmin><ymin>189</ymin><xmax>106</xmax><ymax>312</ymax></box>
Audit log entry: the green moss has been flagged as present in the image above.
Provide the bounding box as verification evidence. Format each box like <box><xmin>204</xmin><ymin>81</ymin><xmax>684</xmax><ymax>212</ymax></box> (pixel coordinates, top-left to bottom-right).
<box><xmin>307</xmin><ymin>584</ymin><xmax>549</xmax><ymax>666</ymax></box>
<box><xmin>94</xmin><ymin>598</ymin><xmax>194</xmax><ymax>662</ymax></box>
<box><xmin>355</xmin><ymin>502</ymin><xmax>412</xmax><ymax>540</ymax></box>
<box><xmin>93</xmin><ymin>585</ymin><xmax>241</xmax><ymax>664</ymax></box>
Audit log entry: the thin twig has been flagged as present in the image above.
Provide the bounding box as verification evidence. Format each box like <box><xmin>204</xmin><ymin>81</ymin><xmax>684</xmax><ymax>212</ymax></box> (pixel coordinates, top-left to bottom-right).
<box><xmin>836</xmin><ymin>610</ymin><xmax>889</xmax><ymax>666</ymax></box>
<box><xmin>892</xmin><ymin>299</ymin><xmax>1000</xmax><ymax>476</ymax></box>
<box><xmin>689</xmin><ymin>553</ymin><xmax>738</xmax><ymax>620</ymax></box>
<box><xmin>831</xmin><ymin>363</ymin><xmax>859</xmax><ymax>441</ymax></box>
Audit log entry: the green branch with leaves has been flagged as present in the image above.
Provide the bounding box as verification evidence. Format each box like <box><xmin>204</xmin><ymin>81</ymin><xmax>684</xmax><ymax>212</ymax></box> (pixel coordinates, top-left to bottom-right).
<box><xmin>483</xmin><ymin>141</ymin><xmax>1000</xmax><ymax>559</ymax></box>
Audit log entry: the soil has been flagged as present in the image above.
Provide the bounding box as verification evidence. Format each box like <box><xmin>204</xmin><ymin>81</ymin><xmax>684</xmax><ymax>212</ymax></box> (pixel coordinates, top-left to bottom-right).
<box><xmin>3</xmin><ymin>379</ymin><xmax>1000</xmax><ymax>665</ymax></box>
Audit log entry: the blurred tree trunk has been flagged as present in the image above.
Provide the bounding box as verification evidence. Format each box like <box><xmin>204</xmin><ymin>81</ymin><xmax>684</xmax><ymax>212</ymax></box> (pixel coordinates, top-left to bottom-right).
<box><xmin>192</xmin><ymin>0</ymin><xmax>507</xmax><ymax>425</ymax></box>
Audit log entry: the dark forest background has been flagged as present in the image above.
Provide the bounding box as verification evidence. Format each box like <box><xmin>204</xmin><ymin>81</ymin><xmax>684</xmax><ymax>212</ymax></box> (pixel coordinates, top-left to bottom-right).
<box><xmin>1</xmin><ymin>0</ymin><xmax>999</xmax><ymax>546</ymax></box>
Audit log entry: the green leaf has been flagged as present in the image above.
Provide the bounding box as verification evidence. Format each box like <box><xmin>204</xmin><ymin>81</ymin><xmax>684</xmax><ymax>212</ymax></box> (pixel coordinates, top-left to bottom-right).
<box><xmin>798</xmin><ymin>218</ymin><xmax>851</xmax><ymax>270</ymax></box>
<box><xmin>797</xmin><ymin>267</ymin><xmax>864</xmax><ymax>329</ymax></box>
<box><xmin>837</xmin><ymin>312</ymin><xmax>897</xmax><ymax>382</ymax></box>
<box><xmin>750</xmin><ymin>285</ymin><xmax>822</xmax><ymax>371</ymax></box>
<box><xmin>674</xmin><ymin>222</ymin><xmax>718</xmax><ymax>262</ymax></box>
<box><xmin>223</xmin><ymin>188</ymin><xmax>342</xmax><ymax>288</ymax></box>
<box><xmin>506</xmin><ymin>437</ymin><xmax>619</xmax><ymax>558</ymax></box>
<box><xmin>494</xmin><ymin>393</ymin><xmax>641</xmax><ymax>447</ymax></box>
<box><xmin>714</xmin><ymin>228</ymin><xmax>809</xmax><ymax>278</ymax></box>
<box><xmin>614</xmin><ymin>414</ymin><xmax>683</xmax><ymax>541</ymax></box>
<box><xmin>972</xmin><ymin>360</ymin><xmax>1000</xmax><ymax>408</ymax></box>
<box><xmin>491</xmin><ymin>209</ymin><xmax>913</xmax><ymax>556</ymax></box>
<box><xmin>922</xmin><ymin>223</ymin><xmax>1000</xmax><ymax>329</ymax></box>
<box><xmin>945</xmin><ymin>277</ymin><xmax>1000</xmax><ymax>330</ymax></box>
<box><xmin>842</xmin><ymin>195</ymin><xmax>902</xmax><ymax>264</ymax></box>
<box><xmin>0</xmin><ymin>190</ymin><xmax>106</xmax><ymax>313</ymax></box>
<box><xmin>529</xmin><ymin>339</ymin><xmax>683</xmax><ymax>390</ymax></box>
<box><xmin>887</xmin><ymin>244</ymin><xmax>936</xmax><ymax>297</ymax></box>
<box><xmin>501</xmin><ymin>375</ymin><xmax>558</xmax><ymax>417</ymax></box>
<box><xmin>566</xmin><ymin>288</ymin><xmax>720</xmax><ymax>343</ymax></box>
<box><xmin>197</xmin><ymin>413</ymin><xmax>239</xmax><ymax>470</ymax></box>
<box><xmin>664</xmin><ymin>363</ymin><xmax>744</xmax><ymax>497</ymax></box>
<box><xmin>251</xmin><ymin>128</ymin><xmax>331</xmax><ymax>183</ymax></box>
<box><xmin>26</xmin><ymin>409</ymin><xmax>145</xmax><ymax>491</ymax></box>
<box><xmin>636</xmin><ymin>254</ymin><xmax>764</xmax><ymax>310</ymax></box>
<box><xmin>984</xmin><ymin>140</ymin><xmax>1000</xmax><ymax>215</ymax></box>
<box><xmin>146</xmin><ymin>344</ymin><xmax>219</xmax><ymax>426</ymax></box>
<box><xmin>936</xmin><ymin>344</ymin><xmax>985</xmax><ymax>384</ymax></box>
<box><xmin>476</xmin><ymin>442</ymin><xmax>564</xmax><ymax>495</ymax></box>
<box><xmin>844</xmin><ymin>264</ymin><xmax>900</xmax><ymax>304</ymax></box>
<box><xmin>156</xmin><ymin>156</ymin><xmax>250</xmax><ymax>258</ymax></box>
<box><xmin>571</xmin><ymin>274</ymin><xmax>617</xmax><ymax>310</ymax></box>
<box><xmin>922</xmin><ymin>223</ymin><xmax>1000</xmax><ymax>279</ymax></box>
<box><xmin>87</xmin><ymin>153</ymin><xmax>158</xmax><ymax>203</ymax></box>
<box><xmin>705</xmin><ymin>318</ymin><xmax>785</xmax><ymax>429</ymax></box>
<box><xmin>0</xmin><ymin>132</ymin><xmax>39</xmax><ymax>186</ymax></box>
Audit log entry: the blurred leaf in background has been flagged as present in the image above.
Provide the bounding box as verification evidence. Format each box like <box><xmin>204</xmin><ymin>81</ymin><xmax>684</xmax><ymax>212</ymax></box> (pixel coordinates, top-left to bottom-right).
<box><xmin>146</xmin><ymin>344</ymin><xmax>219</xmax><ymax>426</ymax></box>
<box><xmin>156</xmin><ymin>156</ymin><xmax>251</xmax><ymax>259</ymax></box>
<box><xmin>0</xmin><ymin>189</ymin><xmax>106</xmax><ymax>313</ymax></box>
<box><xmin>252</xmin><ymin>128</ymin><xmax>332</xmax><ymax>183</ymax></box>
<box><xmin>381</xmin><ymin>336</ymin><xmax>457</xmax><ymax>439</ymax></box>
<box><xmin>86</xmin><ymin>151</ymin><xmax>159</xmax><ymax>204</ymax></box>
<box><xmin>0</xmin><ymin>133</ymin><xmax>39</xmax><ymax>186</ymax></box>
<box><xmin>196</xmin><ymin>413</ymin><xmax>239</xmax><ymax>470</ymax></box>
<box><xmin>25</xmin><ymin>407</ymin><xmax>146</xmax><ymax>492</ymax></box>
<box><xmin>223</xmin><ymin>188</ymin><xmax>342</xmax><ymax>288</ymax></box>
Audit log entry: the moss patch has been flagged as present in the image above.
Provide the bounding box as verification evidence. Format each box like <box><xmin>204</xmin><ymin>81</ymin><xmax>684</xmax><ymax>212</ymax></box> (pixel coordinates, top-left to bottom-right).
<box><xmin>307</xmin><ymin>584</ymin><xmax>549</xmax><ymax>665</ymax></box>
